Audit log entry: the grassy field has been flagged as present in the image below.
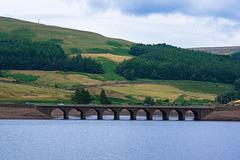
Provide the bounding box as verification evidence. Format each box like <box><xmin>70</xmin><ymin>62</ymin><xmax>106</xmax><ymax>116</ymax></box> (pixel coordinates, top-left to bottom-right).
<box><xmin>0</xmin><ymin>16</ymin><xmax>134</xmax><ymax>54</ymax></box>
<box><xmin>171</xmin><ymin>84</ymin><xmax>231</xmax><ymax>94</ymax></box>
<box><xmin>100</xmin><ymin>84</ymin><xmax>226</xmax><ymax>102</ymax></box>
<box><xmin>71</xmin><ymin>53</ymin><xmax>131</xmax><ymax>81</ymax></box>
<box><xmin>1</xmin><ymin>69</ymin><xmax>234</xmax><ymax>105</ymax></box>
<box><xmin>0</xmin><ymin>81</ymin><xmax>71</xmax><ymax>101</ymax></box>
<box><xmin>4</xmin><ymin>70</ymin><xmax>110</xmax><ymax>88</ymax></box>
<box><xmin>132</xmin><ymin>79</ymin><xmax>235</xmax><ymax>88</ymax></box>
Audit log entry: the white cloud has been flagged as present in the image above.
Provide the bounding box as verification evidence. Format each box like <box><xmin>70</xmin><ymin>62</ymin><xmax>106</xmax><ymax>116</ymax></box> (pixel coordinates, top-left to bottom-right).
<box><xmin>0</xmin><ymin>0</ymin><xmax>240</xmax><ymax>48</ymax></box>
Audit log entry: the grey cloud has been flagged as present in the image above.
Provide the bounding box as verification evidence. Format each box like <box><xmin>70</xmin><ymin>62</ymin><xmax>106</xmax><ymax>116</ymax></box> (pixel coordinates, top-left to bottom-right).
<box><xmin>86</xmin><ymin>0</ymin><xmax>240</xmax><ymax>21</ymax></box>
<box><xmin>112</xmin><ymin>0</ymin><xmax>190</xmax><ymax>15</ymax></box>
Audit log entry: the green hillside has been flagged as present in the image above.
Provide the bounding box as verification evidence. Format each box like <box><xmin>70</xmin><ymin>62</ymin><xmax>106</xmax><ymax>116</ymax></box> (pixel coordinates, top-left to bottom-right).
<box><xmin>0</xmin><ymin>70</ymin><xmax>234</xmax><ymax>105</ymax></box>
<box><xmin>0</xmin><ymin>16</ymin><xmax>134</xmax><ymax>54</ymax></box>
<box><xmin>116</xmin><ymin>44</ymin><xmax>240</xmax><ymax>84</ymax></box>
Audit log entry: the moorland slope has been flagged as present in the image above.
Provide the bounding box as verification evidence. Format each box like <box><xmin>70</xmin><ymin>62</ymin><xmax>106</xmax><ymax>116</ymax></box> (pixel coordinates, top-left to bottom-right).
<box><xmin>0</xmin><ymin>16</ymin><xmax>134</xmax><ymax>54</ymax></box>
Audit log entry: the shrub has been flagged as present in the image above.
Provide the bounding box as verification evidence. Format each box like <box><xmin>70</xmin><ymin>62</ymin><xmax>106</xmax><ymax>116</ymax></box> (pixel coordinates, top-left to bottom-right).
<box><xmin>143</xmin><ymin>96</ymin><xmax>155</xmax><ymax>105</ymax></box>
<box><xmin>215</xmin><ymin>90</ymin><xmax>237</xmax><ymax>104</ymax></box>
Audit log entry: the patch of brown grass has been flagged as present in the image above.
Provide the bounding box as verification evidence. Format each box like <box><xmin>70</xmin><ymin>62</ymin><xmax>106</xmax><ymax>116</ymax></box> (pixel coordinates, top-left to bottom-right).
<box><xmin>71</xmin><ymin>53</ymin><xmax>132</xmax><ymax>62</ymax></box>
<box><xmin>100</xmin><ymin>84</ymin><xmax>217</xmax><ymax>101</ymax></box>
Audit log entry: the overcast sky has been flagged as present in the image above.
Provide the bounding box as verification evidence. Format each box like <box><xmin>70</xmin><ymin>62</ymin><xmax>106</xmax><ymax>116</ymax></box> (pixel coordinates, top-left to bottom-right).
<box><xmin>1</xmin><ymin>0</ymin><xmax>240</xmax><ymax>48</ymax></box>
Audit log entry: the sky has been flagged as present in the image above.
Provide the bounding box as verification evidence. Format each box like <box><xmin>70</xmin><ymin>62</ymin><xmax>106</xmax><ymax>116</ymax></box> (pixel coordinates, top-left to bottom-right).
<box><xmin>1</xmin><ymin>0</ymin><xmax>240</xmax><ymax>48</ymax></box>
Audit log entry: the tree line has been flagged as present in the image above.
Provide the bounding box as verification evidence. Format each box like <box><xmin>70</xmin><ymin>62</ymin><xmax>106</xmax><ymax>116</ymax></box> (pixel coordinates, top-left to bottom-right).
<box><xmin>0</xmin><ymin>39</ymin><xmax>103</xmax><ymax>73</ymax></box>
<box><xmin>71</xmin><ymin>88</ymin><xmax>111</xmax><ymax>104</ymax></box>
<box><xmin>116</xmin><ymin>43</ymin><xmax>240</xmax><ymax>84</ymax></box>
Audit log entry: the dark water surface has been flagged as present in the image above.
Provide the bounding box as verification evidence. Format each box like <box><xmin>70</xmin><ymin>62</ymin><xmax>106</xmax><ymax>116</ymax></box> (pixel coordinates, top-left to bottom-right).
<box><xmin>0</xmin><ymin>117</ymin><xmax>240</xmax><ymax>160</ymax></box>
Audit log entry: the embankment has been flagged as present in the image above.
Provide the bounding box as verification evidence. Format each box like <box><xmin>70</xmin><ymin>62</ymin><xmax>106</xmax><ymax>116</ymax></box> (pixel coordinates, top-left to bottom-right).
<box><xmin>0</xmin><ymin>104</ymin><xmax>50</xmax><ymax>119</ymax></box>
<box><xmin>202</xmin><ymin>106</ymin><xmax>240</xmax><ymax>121</ymax></box>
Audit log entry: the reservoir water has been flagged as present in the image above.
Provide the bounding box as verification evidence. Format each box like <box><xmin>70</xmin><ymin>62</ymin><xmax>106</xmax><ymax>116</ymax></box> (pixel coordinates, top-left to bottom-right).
<box><xmin>1</xmin><ymin>117</ymin><xmax>240</xmax><ymax>160</ymax></box>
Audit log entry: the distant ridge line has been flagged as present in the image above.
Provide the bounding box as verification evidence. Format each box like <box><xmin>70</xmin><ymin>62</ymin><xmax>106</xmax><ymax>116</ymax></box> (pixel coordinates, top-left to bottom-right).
<box><xmin>188</xmin><ymin>46</ymin><xmax>240</xmax><ymax>55</ymax></box>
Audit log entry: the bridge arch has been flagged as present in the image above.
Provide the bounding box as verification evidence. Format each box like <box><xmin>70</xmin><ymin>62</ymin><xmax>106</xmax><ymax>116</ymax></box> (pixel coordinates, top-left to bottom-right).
<box><xmin>119</xmin><ymin>109</ymin><xmax>131</xmax><ymax>120</ymax></box>
<box><xmin>136</xmin><ymin>109</ymin><xmax>147</xmax><ymax>120</ymax></box>
<box><xmin>50</xmin><ymin>108</ymin><xmax>68</xmax><ymax>119</ymax></box>
<box><xmin>68</xmin><ymin>108</ymin><xmax>81</xmax><ymax>119</ymax></box>
<box><xmin>85</xmin><ymin>108</ymin><xmax>98</xmax><ymax>120</ymax></box>
<box><xmin>161</xmin><ymin>109</ymin><xmax>185</xmax><ymax>120</ymax></box>
<box><xmin>103</xmin><ymin>109</ymin><xmax>115</xmax><ymax>120</ymax></box>
<box><xmin>187</xmin><ymin>110</ymin><xmax>200</xmax><ymax>120</ymax></box>
<box><xmin>152</xmin><ymin>109</ymin><xmax>163</xmax><ymax>120</ymax></box>
<box><xmin>175</xmin><ymin>110</ymin><xmax>185</xmax><ymax>120</ymax></box>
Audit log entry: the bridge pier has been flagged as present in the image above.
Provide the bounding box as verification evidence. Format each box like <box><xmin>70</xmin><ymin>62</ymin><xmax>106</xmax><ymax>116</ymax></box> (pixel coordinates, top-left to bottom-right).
<box><xmin>64</xmin><ymin>113</ymin><xmax>68</xmax><ymax>119</ymax></box>
<box><xmin>81</xmin><ymin>113</ymin><xmax>86</xmax><ymax>120</ymax></box>
<box><xmin>147</xmin><ymin>114</ymin><xmax>152</xmax><ymax>120</ymax></box>
<box><xmin>160</xmin><ymin>109</ymin><xmax>170</xmax><ymax>120</ymax></box>
<box><xmin>129</xmin><ymin>109</ymin><xmax>139</xmax><ymax>120</ymax></box>
<box><xmin>145</xmin><ymin>109</ymin><xmax>155</xmax><ymax>120</ymax></box>
<box><xmin>98</xmin><ymin>112</ymin><xmax>103</xmax><ymax>120</ymax></box>
<box><xmin>112</xmin><ymin>109</ymin><xmax>121</xmax><ymax>120</ymax></box>
<box><xmin>62</xmin><ymin>108</ymin><xmax>71</xmax><ymax>120</ymax></box>
<box><xmin>194</xmin><ymin>113</ymin><xmax>200</xmax><ymax>120</ymax></box>
<box><xmin>131</xmin><ymin>113</ymin><xmax>136</xmax><ymax>120</ymax></box>
<box><xmin>76</xmin><ymin>108</ymin><xmax>89</xmax><ymax>120</ymax></box>
<box><xmin>177</xmin><ymin>110</ymin><xmax>187</xmax><ymax>121</ymax></box>
<box><xmin>95</xmin><ymin>109</ymin><xmax>105</xmax><ymax>120</ymax></box>
<box><xmin>114</xmin><ymin>113</ymin><xmax>120</xmax><ymax>120</ymax></box>
<box><xmin>178</xmin><ymin>114</ymin><xmax>185</xmax><ymax>120</ymax></box>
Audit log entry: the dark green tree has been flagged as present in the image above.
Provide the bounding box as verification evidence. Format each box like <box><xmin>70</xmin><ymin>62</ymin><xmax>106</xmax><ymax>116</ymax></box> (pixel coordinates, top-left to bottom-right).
<box><xmin>83</xmin><ymin>89</ymin><xmax>91</xmax><ymax>104</ymax></box>
<box><xmin>71</xmin><ymin>88</ymin><xmax>91</xmax><ymax>104</ymax></box>
<box><xmin>122</xmin><ymin>68</ymin><xmax>135</xmax><ymax>80</ymax></box>
<box><xmin>163</xmin><ymin>99</ymin><xmax>169</xmax><ymax>103</ymax></box>
<box><xmin>215</xmin><ymin>90</ymin><xmax>237</xmax><ymax>104</ymax></box>
<box><xmin>232</xmin><ymin>52</ymin><xmax>240</xmax><ymax>59</ymax></box>
<box><xmin>0</xmin><ymin>39</ymin><xmax>103</xmax><ymax>74</ymax></box>
<box><xmin>143</xmin><ymin>96</ymin><xmax>155</xmax><ymax>105</ymax></box>
<box><xmin>71</xmin><ymin>88</ymin><xmax>80</xmax><ymax>104</ymax></box>
<box><xmin>99</xmin><ymin>89</ymin><xmax>111</xmax><ymax>104</ymax></box>
<box><xmin>0</xmin><ymin>70</ymin><xmax>3</xmax><ymax>77</ymax></box>
<box><xmin>234</xmin><ymin>79</ymin><xmax>240</xmax><ymax>91</ymax></box>
<box><xmin>156</xmin><ymin>99</ymin><xmax>163</xmax><ymax>105</ymax></box>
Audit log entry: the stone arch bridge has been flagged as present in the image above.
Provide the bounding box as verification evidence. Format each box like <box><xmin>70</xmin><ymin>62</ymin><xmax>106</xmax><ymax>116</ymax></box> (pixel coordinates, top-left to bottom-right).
<box><xmin>36</xmin><ymin>105</ymin><xmax>214</xmax><ymax>120</ymax></box>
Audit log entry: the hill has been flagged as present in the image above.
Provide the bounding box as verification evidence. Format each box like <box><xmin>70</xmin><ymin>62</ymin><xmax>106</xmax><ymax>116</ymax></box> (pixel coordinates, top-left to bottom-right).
<box><xmin>116</xmin><ymin>44</ymin><xmax>240</xmax><ymax>84</ymax></box>
<box><xmin>189</xmin><ymin>46</ymin><xmax>240</xmax><ymax>55</ymax></box>
<box><xmin>0</xmin><ymin>16</ymin><xmax>134</xmax><ymax>54</ymax></box>
<box><xmin>0</xmin><ymin>17</ymin><xmax>238</xmax><ymax>105</ymax></box>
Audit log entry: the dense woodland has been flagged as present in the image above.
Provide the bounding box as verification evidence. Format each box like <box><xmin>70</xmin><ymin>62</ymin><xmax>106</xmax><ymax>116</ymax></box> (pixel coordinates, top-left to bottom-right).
<box><xmin>0</xmin><ymin>39</ymin><xmax>103</xmax><ymax>73</ymax></box>
<box><xmin>116</xmin><ymin>44</ymin><xmax>240</xmax><ymax>84</ymax></box>
<box><xmin>232</xmin><ymin>52</ymin><xmax>240</xmax><ymax>59</ymax></box>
